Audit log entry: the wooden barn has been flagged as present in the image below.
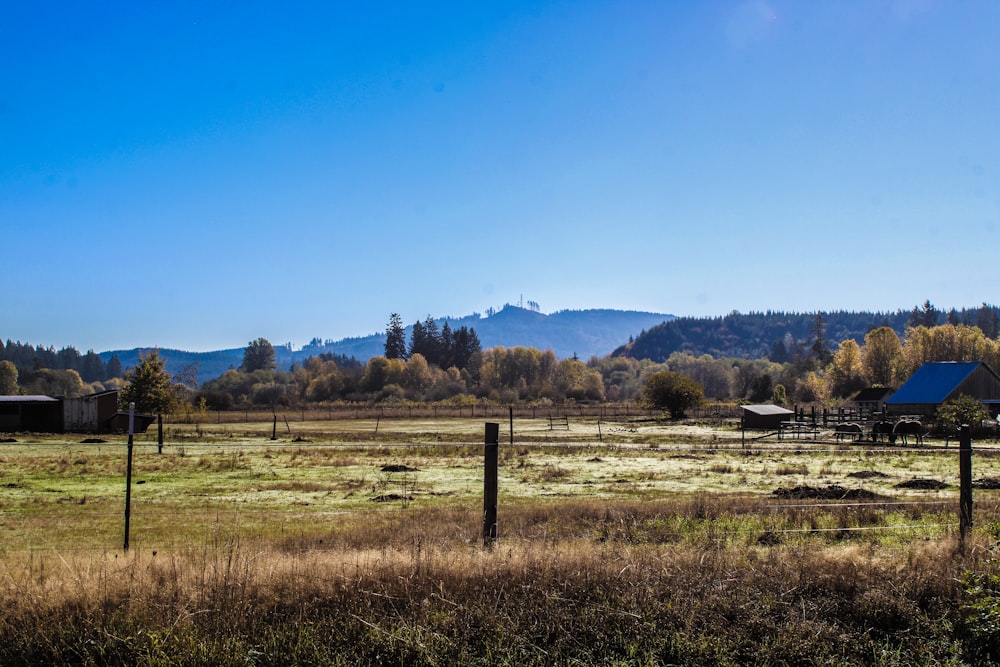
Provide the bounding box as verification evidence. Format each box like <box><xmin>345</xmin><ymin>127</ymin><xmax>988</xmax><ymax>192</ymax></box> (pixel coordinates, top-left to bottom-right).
<box><xmin>886</xmin><ymin>361</ymin><xmax>1000</xmax><ymax>417</ymax></box>
<box><xmin>740</xmin><ymin>404</ymin><xmax>794</xmax><ymax>430</ymax></box>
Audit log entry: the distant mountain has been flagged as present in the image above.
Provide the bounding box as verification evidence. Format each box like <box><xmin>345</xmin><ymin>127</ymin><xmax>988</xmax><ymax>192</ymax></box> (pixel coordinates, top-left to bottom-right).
<box><xmin>101</xmin><ymin>306</ymin><xmax>674</xmax><ymax>384</ymax></box>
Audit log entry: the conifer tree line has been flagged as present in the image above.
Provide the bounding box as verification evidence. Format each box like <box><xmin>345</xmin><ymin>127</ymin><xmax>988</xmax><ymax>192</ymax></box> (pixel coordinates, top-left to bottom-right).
<box><xmin>383</xmin><ymin>313</ymin><xmax>482</xmax><ymax>370</ymax></box>
<box><xmin>0</xmin><ymin>340</ymin><xmax>121</xmax><ymax>382</ymax></box>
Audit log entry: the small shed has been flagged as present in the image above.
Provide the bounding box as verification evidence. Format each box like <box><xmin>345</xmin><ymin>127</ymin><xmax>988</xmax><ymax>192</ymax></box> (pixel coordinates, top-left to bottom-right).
<box><xmin>63</xmin><ymin>390</ymin><xmax>120</xmax><ymax>433</ymax></box>
<box><xmin>851</xmin><ymin>387</ymin><xmax>895</xmax><ymax>417</ymax></box>
<box><xmin>741</xmin><ymin>404</ymin><xmax>794</xmax><ymax>430</ymax></box>
<box><xmin>886</xmin><ymin>361</ymin><xmax>1000</xmax><ymax>417</ymax></box>
<box><xmin>0</xmin><ymin>395</ymin><xmax>64</xmax><ymax>432</ymax></box>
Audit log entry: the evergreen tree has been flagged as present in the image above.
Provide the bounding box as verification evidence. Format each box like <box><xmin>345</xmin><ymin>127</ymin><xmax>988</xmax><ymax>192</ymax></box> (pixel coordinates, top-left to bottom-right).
<box><xmin>384</xmin><ymin>313</ymin><xmax>408</xmax><ymax>360</ymax></box>
<box><xmin>80</xmin><ymin>350</ymin><xmax>106</xmax><ymax>382</ymax></box>
<box><xmin>450</xmin><ymin>326</ymin><xmax>482</xmax><ymax>371</ymax></box>
<box><xmin>421</xmin><ymin>316</ymin><xmax>442</xmax><ymax>366</ymax></box>
<box><xmin>976</xmin><ymin>303</ymin><xmax>999</xmax><ymax>339</ymax></box>
<box><xmin>106</xmin><ymin>355</ymin><xmax>123</xmax><ymax>379</ymax></box>
<box><xmin>439</xmin><ymin>321</ymin><xmax>455</xmax><ymax>368</ymax></box>
<box><xmin>408</xmin><ymin>320</ymin><xmax>427</xmax><ymax>360</ymax></box>
<box><xmin>121</xmin><ymin>350</ymin><xmax>175</xmax><ymax>414</ymax></box>
<box><xmin>241</xmin><ymin>338</ymin><xmax>277</xmax><ymax>373</ymax></box>
<box><xmin>908</xmin><ymin>300</ymin><xmax>939</xmax><ymax>328</ymax></box>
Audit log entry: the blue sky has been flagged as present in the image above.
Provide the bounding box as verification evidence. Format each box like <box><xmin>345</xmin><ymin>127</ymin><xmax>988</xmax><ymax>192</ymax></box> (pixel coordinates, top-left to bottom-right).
<box><xmin>3</xmin><ymin>1</ymin><xmax>998</xmax><ymax>353</ymax></box>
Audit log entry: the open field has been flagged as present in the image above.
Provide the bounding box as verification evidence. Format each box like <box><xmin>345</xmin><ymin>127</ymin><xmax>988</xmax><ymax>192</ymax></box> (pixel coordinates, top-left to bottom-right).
<box><xmin>4</xmin><ymin>415</ymin><xmax>1000</xmax><ymax>664</ymax></box>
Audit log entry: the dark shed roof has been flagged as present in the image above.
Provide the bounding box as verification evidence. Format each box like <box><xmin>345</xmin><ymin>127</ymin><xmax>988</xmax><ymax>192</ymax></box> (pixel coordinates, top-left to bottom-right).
<box><xmin>887</xmin><ymin>361</ymin><xmax>994</xmax><ymax>405</ymax></box>
<box><xmin>852</xmin><ymin>387</ymin><xmax>895</xmax><ymax>403</ymax></box>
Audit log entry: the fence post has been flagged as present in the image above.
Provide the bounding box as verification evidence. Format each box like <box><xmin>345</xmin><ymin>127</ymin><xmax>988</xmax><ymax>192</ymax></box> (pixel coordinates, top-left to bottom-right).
<box><xmin>483</xmin><ymin>422</ymin><xmax>499</xmax><ymax>548</ymax></box>
<box><xmin>157</xmin><ymin>413</ymin><xmax>163</xmax><ymax>454</ymax></box>
<box><xmin>509</xmin><ymin>407</ymin><xmax>514</xmax><ymax>446</ymax></box>
<box><xmin>123</xmin><ymin>402</ymin><xmax>135</xmax><ymax>552</ymax></box>
<box><xmin>960</xmin><ymin>424</ymin><xmax>973</xmax><ymax>552</ymax></box>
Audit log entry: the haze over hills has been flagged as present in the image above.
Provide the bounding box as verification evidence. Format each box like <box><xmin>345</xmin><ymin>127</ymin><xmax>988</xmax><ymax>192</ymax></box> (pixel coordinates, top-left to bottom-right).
<box><xmin>99</xmin><ymin>306</ymin><xmax>675</xmax><ymax>384</ymax></box>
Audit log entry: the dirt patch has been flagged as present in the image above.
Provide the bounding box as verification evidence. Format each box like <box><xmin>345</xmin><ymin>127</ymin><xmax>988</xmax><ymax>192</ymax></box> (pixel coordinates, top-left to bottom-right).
<box><xmin>895</xmin><ymin>478</ymin><xmax>948</xmax><ymax>490</ymax></box>
<box><xmin>80</xmin><ymin>438</ymin><xmax>106</xmax><ymax>444</ymax></box>
<box><xmin>847</xmin><ymin>471</ymin><xmax>890</xmax><ymax>479</ymax></box>
<box><xmin>972</xmin><ymin>477</ymin><xmax>1000</xmax><ymax>489</ymax></box>
<box><xmin>371</xmin><ymin>493</ymin><xmax>414</xmax><ymax>502</ymax></box>
<box><xmin>773</xmin><ymin>485</ymin><xmax>889</xmax><ymax>501</ymax></box>
<box><xmin>0</xmin><ymin>438</ymin><xmax>17</xmax><ymax>443</ymax></box>
<box><xmin>381</xmin><ymin>464</ymin><xmax>419</xmax><ymax>473</ymax></box>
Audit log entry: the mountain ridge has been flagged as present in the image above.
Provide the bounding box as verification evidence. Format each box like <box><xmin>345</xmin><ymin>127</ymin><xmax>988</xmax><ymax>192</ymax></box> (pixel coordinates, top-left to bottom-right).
<box><xmin>100</xmin><ymin>307</ymin><xmax>674</xmax><ymax>384</ymax></box>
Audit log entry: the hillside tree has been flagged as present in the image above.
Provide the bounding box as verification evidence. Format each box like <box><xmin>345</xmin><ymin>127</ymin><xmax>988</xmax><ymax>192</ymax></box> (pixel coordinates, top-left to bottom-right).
<box><xmin>241</xmin><ymin>337</ymin><xmax>277</xmax><ymax>373</ymax></box>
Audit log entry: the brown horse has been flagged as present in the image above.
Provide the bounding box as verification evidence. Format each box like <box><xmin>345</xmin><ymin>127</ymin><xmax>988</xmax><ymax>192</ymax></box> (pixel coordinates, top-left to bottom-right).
<box><xmin>834</xmin><ymin>423</ymin><xmax>863</xmax><ymax>443</ymax></box>
<box><xmin>893</xmin><ymin>420</ymin><xmax>925</xmax><ymax>446</ymax></box>
<box><xmin>871</xmin><ymin>420</ymin><xmax>896</xmax><ymax>444</ymax></box>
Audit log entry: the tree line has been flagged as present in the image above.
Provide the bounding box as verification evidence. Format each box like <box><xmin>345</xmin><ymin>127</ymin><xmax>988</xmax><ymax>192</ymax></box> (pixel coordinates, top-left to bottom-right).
<box><xmin>6</xmin><ymin>303</ymin><xmax>1000</xmax><ymax>417</ymax></box>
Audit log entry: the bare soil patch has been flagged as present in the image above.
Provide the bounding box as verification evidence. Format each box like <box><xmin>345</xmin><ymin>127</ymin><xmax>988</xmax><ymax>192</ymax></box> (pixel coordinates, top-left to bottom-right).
<box><xmin>895</xmin><ymin>478</ymin><xmax>949</xmax><ymax>490</ymax></box>
<box><xmin>772</xmin><ymin>485</ymin><xmax>889</xmax><ymax>501</ymax></box>
<box><xmin>847</xmin><ymin>470</ymin><xmax>890</xmax><ymax>479</ymax></box>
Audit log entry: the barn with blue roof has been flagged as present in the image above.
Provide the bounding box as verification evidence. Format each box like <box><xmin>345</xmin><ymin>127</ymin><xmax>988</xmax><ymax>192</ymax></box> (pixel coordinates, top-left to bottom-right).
<box><xmin>886</xmin><ymin>361</ymin><xmax>1000</xmax><ymax>417</ymax></box>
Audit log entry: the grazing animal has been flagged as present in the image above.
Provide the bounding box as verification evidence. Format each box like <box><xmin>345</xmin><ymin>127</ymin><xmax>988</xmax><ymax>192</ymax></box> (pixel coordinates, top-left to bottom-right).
<box><xmin>893</xmin><ymin>420</ymin><xmax>925</xmax><ymax>446</ymax></box>
<box><xmin>834</xmin><ymin>423</ymin><xmax>864</xmax><ymax>443</ymax></box>
<box><xmin>871</xmin><ymin>420</ymin><xmax>896</xmax><ymax>444</ymax></box>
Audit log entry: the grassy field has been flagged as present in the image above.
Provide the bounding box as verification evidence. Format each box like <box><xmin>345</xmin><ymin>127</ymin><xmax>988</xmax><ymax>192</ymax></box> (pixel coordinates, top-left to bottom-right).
<box><xmin>3</xmin><ymin>415</ymin><xmax>1000</xmax><ymax>664</ymax></box>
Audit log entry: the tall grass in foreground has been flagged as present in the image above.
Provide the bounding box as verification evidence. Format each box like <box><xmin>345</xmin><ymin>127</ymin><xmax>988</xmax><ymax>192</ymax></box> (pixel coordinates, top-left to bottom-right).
<box><xmin>2</xmin><ymin>499</ymin><xmax>1000</xmax><ymax>665</ymax></box>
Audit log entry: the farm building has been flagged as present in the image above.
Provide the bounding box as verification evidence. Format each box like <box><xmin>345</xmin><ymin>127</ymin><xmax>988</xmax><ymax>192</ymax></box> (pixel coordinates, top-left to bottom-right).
<box><xmin>885</xmin><ymin>361</ymin><xmax>1000</xmax><ymax>417</ymax></box>
<box><xmin>851</xmin><ymin>387</ymin><xmax>895</xmax><ymax>416</ymax></box>
<box><xmin>0</xmin><ymin>395</ymin><xmax>63</xmax><ymax>432</ymax></box>
<box><xmin>63</xmin><ymin>390</ymin><xmax>122</xmax><ymax>433</ymax></box>
<box><xmin>740</xmin><ymin>404</ymin><xmax>794</xmax><ymax>430</ymax></box>
<box><xmin>0</xmin><ymin>390</ymin><xmax>153</xmax><ymax>434</ymax></box>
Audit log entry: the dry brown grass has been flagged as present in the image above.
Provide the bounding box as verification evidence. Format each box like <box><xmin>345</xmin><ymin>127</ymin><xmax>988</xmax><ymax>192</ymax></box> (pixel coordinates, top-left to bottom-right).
<box><xmin>0</xmin><ymin>503</ymin><xmax>991</xmax><ymax>666</ymax></box>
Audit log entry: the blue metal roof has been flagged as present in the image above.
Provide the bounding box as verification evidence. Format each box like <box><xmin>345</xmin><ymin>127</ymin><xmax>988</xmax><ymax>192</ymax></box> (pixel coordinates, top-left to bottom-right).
<box><xmin>886</xmin><ymin>361</ymin><xmax>983</xmax><ymax>405</ymax></box>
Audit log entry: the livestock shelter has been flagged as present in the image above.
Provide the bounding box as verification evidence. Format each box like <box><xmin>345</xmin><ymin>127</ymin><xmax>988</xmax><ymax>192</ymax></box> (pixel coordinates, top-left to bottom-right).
<box><xmin>0</xmin><ymin>390</ymin><xmax>149</xmax><ymax>434</ymax></box>
<box><xmin>0</xmin><ymin>395</ymin><xmax>64</xmax><ymax>432</ymax></box>
<box><xmin>886</xmin><ymin>361</ymin><xmax>1000</xmax><ymax>417</ymax></box>
<box><xmin>63</xmin><ymin>390</ymin><xmax>121</xmax><ymax>433</ymax></box>
<box><xmin>740</xmin><ymin>404</ymin><xmax>794</xmax><ymax>430</ymax></box>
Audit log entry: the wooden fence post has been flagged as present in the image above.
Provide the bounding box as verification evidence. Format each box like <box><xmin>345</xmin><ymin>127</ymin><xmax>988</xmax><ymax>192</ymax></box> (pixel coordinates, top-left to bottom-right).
<box><xmin>483</xmin><ymin>422</ymin><xmax>499</xmax><ymax>548</ymax></box>
<box><xmin>960</xmin><ymin>424</ymin><xmax>973</xmax><ymax>552</ymax></box>
<box><xmin>157</xmin><ymin>413</ymin><xmax>163</xmax><ymax>454</ymax></box>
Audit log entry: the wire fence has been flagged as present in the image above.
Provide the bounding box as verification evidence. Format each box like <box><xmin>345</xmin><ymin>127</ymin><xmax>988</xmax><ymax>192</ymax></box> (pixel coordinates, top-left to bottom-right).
<box><xmin>0</xmin><ymin>434</ymin><xmax>987</xmax><ymax>553</ymax></box>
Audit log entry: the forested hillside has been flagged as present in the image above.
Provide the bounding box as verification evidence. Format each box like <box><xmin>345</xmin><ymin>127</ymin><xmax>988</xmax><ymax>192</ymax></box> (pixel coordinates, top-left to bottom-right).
<box><xmin>614</xmin><ymin>304</ymin><xmax>1000</xmax><ymax>363</ymax></box>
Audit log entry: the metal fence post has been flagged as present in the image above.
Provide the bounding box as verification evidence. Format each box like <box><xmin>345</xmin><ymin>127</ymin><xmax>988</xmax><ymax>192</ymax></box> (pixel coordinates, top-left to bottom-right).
<box><xmin>483</xmin><ymin>422</ymin><xmax>499</xmax><ymax>548</ymax></box>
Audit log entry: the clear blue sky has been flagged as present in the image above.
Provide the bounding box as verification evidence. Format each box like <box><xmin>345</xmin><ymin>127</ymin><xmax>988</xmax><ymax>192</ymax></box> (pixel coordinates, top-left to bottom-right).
<box><xmin>3</xmin><ymin>1</ymin><xmax>998</xmax><ymax>353</ymax></box>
